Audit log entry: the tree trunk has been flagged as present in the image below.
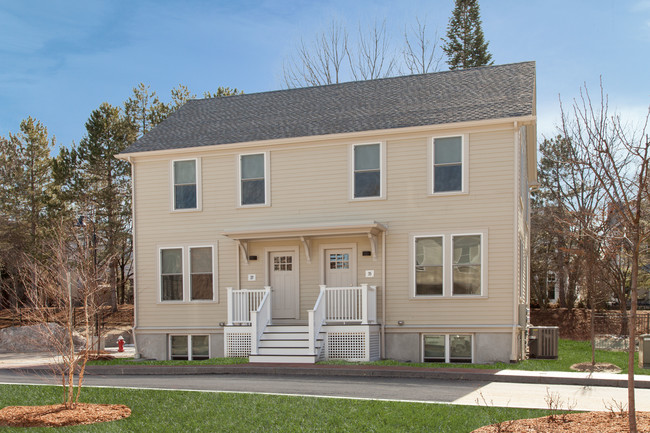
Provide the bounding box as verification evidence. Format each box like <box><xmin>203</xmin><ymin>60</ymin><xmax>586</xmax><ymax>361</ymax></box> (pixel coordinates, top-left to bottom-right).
<box><xmin>628</xmin><ymin>238</ymin><xmax>639</xmax><ymax>433</ymax></box>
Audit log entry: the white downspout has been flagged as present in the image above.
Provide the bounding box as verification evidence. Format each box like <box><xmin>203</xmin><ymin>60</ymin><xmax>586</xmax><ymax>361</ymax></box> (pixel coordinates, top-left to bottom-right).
<box><xmin>511</xmin><ymin>122</ymin><xmax>520</xmax><ymax>361</ymax></box>
<box><xmin>381</xmin><ymin>230</ymin><xmax>386</xmax><ymax>359</ymax></box>
<box><xmin>127</xmin><ymin>156</ymin><xmax>139</xmax><ymax>356</ymax></box>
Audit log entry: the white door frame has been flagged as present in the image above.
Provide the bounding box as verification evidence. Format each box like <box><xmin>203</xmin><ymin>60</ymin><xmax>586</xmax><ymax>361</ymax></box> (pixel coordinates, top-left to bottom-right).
<box><xmin>319</xmin><ymin>243</ymin><xmax>358</xmax><ymax>286</ymax></box>
<box><xmin>264</xmin><ymin>246</ymin><xmax>300</xmax><ymax>319</ymax></box>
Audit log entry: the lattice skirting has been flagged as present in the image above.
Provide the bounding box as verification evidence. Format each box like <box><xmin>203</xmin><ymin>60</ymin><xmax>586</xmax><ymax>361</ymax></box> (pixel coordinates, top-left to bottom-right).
<box><xmin>369</xmin><ymin>332</ymin><xmax>380</xmax><ymax>360</ymax></box>
<box><xmin>225</xmin><ymin>331</ymin><xmax>251</xmax><ymax>358</ymax></box>
<box><xmin>326</xmin><ymin>332</ymin><xmax>367</xmax><ymax>361</ymax></box>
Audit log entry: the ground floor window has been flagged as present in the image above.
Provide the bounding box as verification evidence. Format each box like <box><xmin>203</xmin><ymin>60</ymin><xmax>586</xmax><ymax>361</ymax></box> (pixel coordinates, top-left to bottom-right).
<box><xmin>423</xmin><ymin>334</ymin><xmax>472</xmax><ymax>363</ymax></box>
<box><xmin>169</xmin><ymin>335</ymin><xmax>210</xmax><ymax>360</ymax></box>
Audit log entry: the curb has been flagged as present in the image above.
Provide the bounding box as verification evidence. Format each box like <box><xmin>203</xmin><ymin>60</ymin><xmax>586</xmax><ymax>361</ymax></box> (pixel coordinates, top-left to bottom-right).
<box><xmin>4</xmin><ymin>363</ymin><xmax>649</xmax><ymax>389</ymax></box>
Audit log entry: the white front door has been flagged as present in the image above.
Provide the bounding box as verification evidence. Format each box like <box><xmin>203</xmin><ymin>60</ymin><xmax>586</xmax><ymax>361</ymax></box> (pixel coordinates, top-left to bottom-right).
<box><xmin>269</xmin><ymin>251</ymin><xmax>299</xmax><ymax>319</ymax></box>
<box><xmin>325</xmin><ymin>248</ymin><xmax>354</xmax><ymax>287</ymax></box>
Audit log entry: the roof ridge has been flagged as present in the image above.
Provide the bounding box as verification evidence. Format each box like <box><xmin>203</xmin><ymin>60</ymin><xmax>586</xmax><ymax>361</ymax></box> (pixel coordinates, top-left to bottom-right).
<box><xmin>190</xmin><ymin>61</ymin><xmax>536</xmax><ymax>104</ymax></box>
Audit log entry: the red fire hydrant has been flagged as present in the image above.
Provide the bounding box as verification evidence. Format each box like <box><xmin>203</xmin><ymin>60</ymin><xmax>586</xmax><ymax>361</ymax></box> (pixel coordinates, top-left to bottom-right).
<box><xmin>117</xmin><ymin>336</ymin><xmax>125</xmax><ymax>353</ymax></box>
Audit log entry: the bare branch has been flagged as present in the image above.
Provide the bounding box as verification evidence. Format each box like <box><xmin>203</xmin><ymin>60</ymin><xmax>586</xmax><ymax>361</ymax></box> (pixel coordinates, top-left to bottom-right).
<box><xmin>348</xmin><ymin>20</ymin><xmax>397</xmax><ymax>81</ymax></box>
<box><xmin>403</xmin><ymin>17</ymin><xmax>442</xmax><ymax>74</ymax></box>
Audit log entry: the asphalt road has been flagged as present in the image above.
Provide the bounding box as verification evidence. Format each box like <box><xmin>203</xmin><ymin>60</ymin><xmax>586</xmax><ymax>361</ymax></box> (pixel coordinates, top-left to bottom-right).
<box><xmin>2</xmin><ymin>370</ymin><xmax>650</xmax><ymax>411</ymax></box>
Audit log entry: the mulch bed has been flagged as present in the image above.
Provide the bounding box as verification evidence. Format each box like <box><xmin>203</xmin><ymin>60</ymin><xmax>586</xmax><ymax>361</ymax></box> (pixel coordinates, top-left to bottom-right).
<box><xmin>472</xmin><ymin>411</ymin><xmax>650</xmax><ymax>432</ymax></box>
<box><xmin>0</xmin><ymin>403</ymin><xmax>130</xmax><ymax>427</ymax></box>
<box><xmin>570</xmin><ymin>362</ymin><xmax>622</xmax><ymax>373</ymax></box>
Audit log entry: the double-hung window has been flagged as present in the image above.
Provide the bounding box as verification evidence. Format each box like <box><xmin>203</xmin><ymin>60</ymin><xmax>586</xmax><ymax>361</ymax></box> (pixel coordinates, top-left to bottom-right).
<box><xmin>352</xmin><ymin>142</ymin><xmax>384</xmax><ymax>199</ymax></box>
<box><xmin>413</xmin><ymin>232</ymin><xmax>485</xmax><ymax>297</ymax></box>
<box><xmin>240</xmin><ymin>153</ymin><xmax>268</xmax><ymax>206</ymax></box>
<box><xmin>172</xmin><ymin>159</ymin><xmax>199</xmax><ymax>210</ymax></box>
<box><xmin>160</xmin><ymin>245</ymin><xmax>216</xmax><ymax>302</ymax></box>
<box><xmin>432</xmin><ymin>136</ymin><xmax>464</xmax><ymax>193</ymax></box>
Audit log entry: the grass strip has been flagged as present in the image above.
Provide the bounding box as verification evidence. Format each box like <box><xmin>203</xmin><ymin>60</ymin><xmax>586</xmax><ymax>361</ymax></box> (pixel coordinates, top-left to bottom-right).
<box><xmin>0</xmin><ymin>384</ymin><xmax>553</xmax><ymax>432</ymax></box>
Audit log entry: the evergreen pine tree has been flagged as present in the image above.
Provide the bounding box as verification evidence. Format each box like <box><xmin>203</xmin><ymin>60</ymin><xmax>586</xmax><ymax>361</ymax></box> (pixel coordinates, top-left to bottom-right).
<box><xmin>442</xmin><ymin>0</ymin><xmax>493</xmax><ymax>70</ymax></box>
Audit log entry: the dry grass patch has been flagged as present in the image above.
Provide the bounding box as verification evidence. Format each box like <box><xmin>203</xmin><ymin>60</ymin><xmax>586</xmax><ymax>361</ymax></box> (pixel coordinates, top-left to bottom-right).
<box><xmin>472</xmin><ymin>411</ymin><xmax>650</xmax><ymax>432</ymax></box>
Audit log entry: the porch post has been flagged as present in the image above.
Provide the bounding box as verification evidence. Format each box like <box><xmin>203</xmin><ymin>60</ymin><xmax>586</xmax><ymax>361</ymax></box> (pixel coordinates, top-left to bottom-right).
<box><xmin>226</xmin><ymin>287</ymin><xmax>233</xmax><ymax>326</ymax></box>
<box><xmin>361</xmin><ymin>284</ymin><xmax>368</xmax><ymax>325</ymax></box>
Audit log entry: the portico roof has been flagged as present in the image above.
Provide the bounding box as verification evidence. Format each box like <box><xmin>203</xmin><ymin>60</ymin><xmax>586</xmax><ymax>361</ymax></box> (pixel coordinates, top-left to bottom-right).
<box><xmin>221</xmin><ymin>221</ymin><xmax>386</xmax><ymax>241</ymax></box>
<box><xmin>221</xmin><ymin>221</ymin><xmax>386</xmax><ymax>263</ymax></box>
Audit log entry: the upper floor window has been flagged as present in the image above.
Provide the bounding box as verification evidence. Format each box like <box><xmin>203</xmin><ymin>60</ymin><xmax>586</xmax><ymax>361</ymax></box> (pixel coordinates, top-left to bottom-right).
<box><xmin>172</xmin><ymin>159</ymin><xmax>199</xmax><ymax>210</ymax></box>
<box><xmin>352</xmin><ymin>142</ymin><xmax>384</xmax><ymax>199</ymax></box>
<box><xmin>432</xmin><ymin>136</ymin><xmax>464</xmax><ymax>193</ymax></box>
<box><xmin>240</xmin><ymin>153</ymin><xmax>268</xmax><ymax>206</ymax></box>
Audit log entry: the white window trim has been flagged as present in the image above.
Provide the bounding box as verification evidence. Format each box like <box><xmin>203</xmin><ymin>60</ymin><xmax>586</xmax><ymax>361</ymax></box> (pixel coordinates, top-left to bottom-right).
<box><xmin>421</xmin><ymin>333</ymin><xmax>474</xmax><ymax>363</ymax></box>
<box><xmin>349</xmin><ymin>141</ymin><xmax>386</xmax><ymax>201</ymax></box>
<box><xmin>410</xmin><ymin>230</ymin><xmax>488</xmax><ymax>299</ymax></box>
<box><xmin>237</xmin><ymin>151</ymin><xmax>270</xmax><ymax>208</ymax></box>
<box><xmin>158</xmin><ymin>244</ymin><xmax>219</xmax><ymax>304</ymax></box>
<box><xmin>170</xmin><ymin>158</ymin><xmax>202</xmax><ymax>212</ymax></box>
<box><xmin>168</xmin><ymin>334</ymin><xmax>211</xmax><ymax>361</ymax></box>
<box><xmin>428</xmin><ymin>134</ymin><xmax>469</xmax><ymax>196</ymax></box>
<box><xmin>412</xmin><ymin>234</ymin><xmax>445</xmax><ymax>298</ymax></box>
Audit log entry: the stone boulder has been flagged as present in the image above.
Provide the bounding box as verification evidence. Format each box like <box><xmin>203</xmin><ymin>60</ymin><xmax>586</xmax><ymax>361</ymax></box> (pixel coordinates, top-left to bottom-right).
<box><xmin>0</xmin><ymin>323</ymin><xmax>86</xmax><ymax>353</ymax></box>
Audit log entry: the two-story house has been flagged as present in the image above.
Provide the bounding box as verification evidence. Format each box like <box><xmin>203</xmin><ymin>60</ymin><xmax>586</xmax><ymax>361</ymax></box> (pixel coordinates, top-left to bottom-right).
<box><xmin>117</xmin><ymin>61</ymin><xmax>536</xmax><ymax>364</ymax></box>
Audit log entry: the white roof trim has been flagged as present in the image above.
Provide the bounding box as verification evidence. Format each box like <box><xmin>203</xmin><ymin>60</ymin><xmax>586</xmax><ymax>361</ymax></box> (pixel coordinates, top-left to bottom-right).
<box><xmin>221</xmin><ymin>221</ymin><xmax>387</xmax><ymax>241</ymax></box>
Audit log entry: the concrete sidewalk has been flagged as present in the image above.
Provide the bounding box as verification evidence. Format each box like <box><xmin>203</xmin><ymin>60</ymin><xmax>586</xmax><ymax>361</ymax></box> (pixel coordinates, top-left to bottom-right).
<box><xmin>2</xmin><ymin>350</ymin><xmax>650</xmax><ymax>389</ymax></box>
<box><xmin>0</xmin><ymin>346</ymin><xmax>136</xmax><ymax>369</ymax></box>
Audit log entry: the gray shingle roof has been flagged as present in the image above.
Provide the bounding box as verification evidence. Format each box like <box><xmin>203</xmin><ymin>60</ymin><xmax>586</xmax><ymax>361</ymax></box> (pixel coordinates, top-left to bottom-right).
<box><xmin>121</xmin><ymin>61</ymin><xmax>535</xmax><ymax>154</ymax></box>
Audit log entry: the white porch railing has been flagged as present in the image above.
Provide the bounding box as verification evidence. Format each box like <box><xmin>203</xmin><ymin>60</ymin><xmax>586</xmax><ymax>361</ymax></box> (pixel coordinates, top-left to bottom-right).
<box><xmin>250</xmin><ymin>288</ymin><xmax>271</xmax><ymax>354</ymax></box>
<box><xmin>227</xmin><ymin>287</ymin><xmax>270</xmax><ymax>325</ymax></box>
<box><xmin>322</xmin><ymin>284</ymin><xmax>377</xmax><ymax>324</ymax></box>
<box><xmin>308</xmin><ymin>286</ymin><xmax>327</xmax><ymax>355</ymax></box>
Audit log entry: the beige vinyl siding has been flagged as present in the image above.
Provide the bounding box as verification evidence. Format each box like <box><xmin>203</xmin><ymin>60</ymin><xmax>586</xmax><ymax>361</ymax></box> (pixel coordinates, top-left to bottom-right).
<box><xmin>132</xmin><ymin>122</ymin><xmax>519</xmax><ymax>329</ymax></box>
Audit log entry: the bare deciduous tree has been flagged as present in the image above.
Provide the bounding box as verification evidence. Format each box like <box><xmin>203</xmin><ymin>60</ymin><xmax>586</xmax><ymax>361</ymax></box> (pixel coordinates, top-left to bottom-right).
<box><xmin>283</xmin><ymin>21</ymin><xmax>349</xmax><ymax>87</ymax></box>
<box><xmin>348</xmin><ymin>20</ymin><xmax>397</xmax><ymax>81</ymax></box>
<box><xmin>402</xmin><ymin>17</ymin><xmax>442</xmax><ymax>75</ymax></box>
<box><xmin>18</xmin><ymin>222</ymin><xmax>111</xmax><ymax>408</ymax></box>
<box><xmin>561</xmin><ymin>81</ymin><xmax>650</xmax><ymax>432</ymax></box>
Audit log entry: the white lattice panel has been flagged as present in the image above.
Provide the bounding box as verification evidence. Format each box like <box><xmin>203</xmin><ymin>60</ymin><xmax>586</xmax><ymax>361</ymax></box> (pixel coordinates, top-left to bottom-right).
<box><xmin>369</xmin><ymin>332</ymin><xmax>380</xmax><ymax>361</ymax></box>
<box><xmin>225</xmin><ymin>332</ymin><xmax>251</xmax><ymax>358</ymax></box>
<box><xmin>327</xmin><ymin>332</ymin><xmax>366</xmax><ymax>360</ymax></box>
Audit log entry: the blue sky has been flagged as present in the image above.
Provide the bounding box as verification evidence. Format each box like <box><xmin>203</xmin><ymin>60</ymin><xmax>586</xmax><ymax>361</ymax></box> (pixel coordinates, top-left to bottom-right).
<box><xmin>1</xmin><ymin>0</ymin><xmax>648</xmax><ymax>149</ymax></box>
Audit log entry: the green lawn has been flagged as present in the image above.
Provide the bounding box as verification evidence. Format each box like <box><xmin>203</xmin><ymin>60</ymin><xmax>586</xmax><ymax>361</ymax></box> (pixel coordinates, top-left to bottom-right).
<box><xmin>0</xmin><ymin>384</ymin><xmax>553</xmax><ymax>432</ymax></box>
<box><xmin>322</xmin><ymin>339</ymin><xmax>649</xmax><ymax>375</ymax></box>
<box><xmin>90</xmin><ymin>339</ymin><xmax>649</xmax><ymax>375</ymax></box>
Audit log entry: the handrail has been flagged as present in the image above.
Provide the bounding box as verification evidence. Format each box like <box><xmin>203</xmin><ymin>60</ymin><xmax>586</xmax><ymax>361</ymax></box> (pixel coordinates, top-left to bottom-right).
<box><xmin>323</xmin><ymin>284</ymin><xmax>377</xmax><ymax>324</ymax></box>
<box><xmin>308</xmin><ymin>285</ymin><xmax>327</xmax><ymax>355</ymax></box>
<box><xmin>227</xmin><ymin>288</ymin><xmax>268</xmax><ymax>325</ymax></box>
<box><xmin>250</xmin><ymin>286</ymin><xmax>271</xmax><ymax>354</ymax></box>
